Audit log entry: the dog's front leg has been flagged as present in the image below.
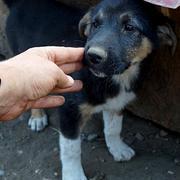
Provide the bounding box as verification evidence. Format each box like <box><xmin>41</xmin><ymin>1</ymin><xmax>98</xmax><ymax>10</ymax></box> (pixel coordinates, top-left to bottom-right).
<box><xmin>103</xmin><ymin>111</ymin><xmax>135</xmax><ymax>161</ymax></box>
<box><xmin>59</xmin><ymin>134</ymin><xmax>87</xmax><ymax>180</ymax></box>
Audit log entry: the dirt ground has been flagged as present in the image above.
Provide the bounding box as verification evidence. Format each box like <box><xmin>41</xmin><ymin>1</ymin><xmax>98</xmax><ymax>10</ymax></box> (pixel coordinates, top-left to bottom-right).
<box><xmin>0</xmin><ymin>1</ymin><xmax>180</xmax><ymax>180</ymax></box>
<box><xmin>0</xmin><ymin>109</ymin><xmax>180</xmax><ymax>180</ymax></box>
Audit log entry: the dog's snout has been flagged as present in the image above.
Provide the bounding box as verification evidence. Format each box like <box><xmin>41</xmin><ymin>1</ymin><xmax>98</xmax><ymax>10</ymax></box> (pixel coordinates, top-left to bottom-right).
<box><xmin>87</xmin><ymin>47</ymin><xmax>107</xmax><ymax>65</ymax></box>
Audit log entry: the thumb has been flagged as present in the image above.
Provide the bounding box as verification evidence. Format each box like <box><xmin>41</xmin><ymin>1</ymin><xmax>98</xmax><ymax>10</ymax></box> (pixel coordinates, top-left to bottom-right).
<box><xmin>56</xmin><ymin>68</ymin><xmax>75</xmax><ymax>88</ymax></box>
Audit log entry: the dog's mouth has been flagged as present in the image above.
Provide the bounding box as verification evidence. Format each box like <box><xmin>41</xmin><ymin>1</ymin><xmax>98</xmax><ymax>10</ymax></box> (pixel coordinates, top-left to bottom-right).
<box><xmin>89</xmin><ymin>68</ymin><xmax>107</xmax><ymax>78</ymax></box>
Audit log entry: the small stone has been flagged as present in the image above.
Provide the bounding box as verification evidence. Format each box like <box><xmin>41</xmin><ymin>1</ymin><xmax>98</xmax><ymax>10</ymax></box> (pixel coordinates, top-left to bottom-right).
<box><xmin>145</xmin><ymin>167</ymin><xmax>149</xmax><ymax>170</ymax></box>
<box><xmin>87</xmin><ymin>134</ymin><xmax>98</xmax><ymax>142</ymax></box>
<box><xmin>54</xmin><ymin>172</ymin><xmax>58</xmax><ymax>176</ymax></box>
<box><xmin>17</xmin><ymin>150</ymin><xmax>23</xmax><ymax>155</ymax></box>
<box><xmin>174</xmin><ymin>158</ymin><xmax>180</xmax><ymax>165</ymax></box>
<box><xmin>167</xmin><ymin>170</ymin><xmax>174</xmax><ymax>175</ymax></box>
<box><xmin>91</xmin><ymin>146</ymin><xmax>96</xmax><ymax>150</ymax></box>
<box><xmin>99</xmin><ymin>158</ymin><xmax>106</xmax><ymax>163</ymax></box>
<box><xmin>135</xmin><ymin>133</ymin><xmax>144</xmax><ymax>141</ymax></box>
<box><xmin>12</xmin><ymin>172</ymin><xmax>17</xmax><ymax>176</ymax></box>
<box><xmin>0</xmin><ymin>170</ymin><xmax>4</xmax><ymax>176</ymax></box>
<box><xmin>35</xmin><ymin>169</ymin><xmax>40</xmax><ymax>174</ymax></box>
<box><xmin>159</xmin><ymin>130</ymin><xmax>168</xmax><ymax>137</ymax></box>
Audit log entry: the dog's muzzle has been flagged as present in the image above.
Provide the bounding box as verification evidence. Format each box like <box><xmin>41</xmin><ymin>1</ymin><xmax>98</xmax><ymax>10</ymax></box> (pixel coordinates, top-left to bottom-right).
<box><xmin>86</xmin><ymin>46</ymin><xmax>107</xmax><ymax>65</ymax></box>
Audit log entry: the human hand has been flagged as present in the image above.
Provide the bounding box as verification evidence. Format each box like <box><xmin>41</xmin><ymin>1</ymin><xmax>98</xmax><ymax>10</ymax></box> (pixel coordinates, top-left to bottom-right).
<box><xmin>144</xmin><ymin>0</ymin><xmax>180</xmax><ymax>9</ymax></box>
<box><xmin>0</xmin><ymin>46</ymin><xmax>84</xmax><ymax>121</ymax></box>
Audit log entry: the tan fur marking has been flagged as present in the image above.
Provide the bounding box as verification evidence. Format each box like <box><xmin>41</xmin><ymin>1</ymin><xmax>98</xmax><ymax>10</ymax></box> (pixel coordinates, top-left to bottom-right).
<box><xmin>79</xmin><ymin>103</ymin><xmax>93</xmax><ymax>128</ymax></box>
<box><xmin>113</xmin><ymin>64</ymin><xmax>139</xmax><ymax>90</ymax></box>
<box><xmin>119</xmin><ymin>12</ymin><xmax>132</xmax><ymax>21</ymax></box>
<box><xmin>79</xmin><ymin>11</ymin><xmax>92</xmax><ymax>37</ymax></box>
<box><xmin>132</xmin><ymin>37</ymin><xmax>152</xmax><ymax>63</ymax></box>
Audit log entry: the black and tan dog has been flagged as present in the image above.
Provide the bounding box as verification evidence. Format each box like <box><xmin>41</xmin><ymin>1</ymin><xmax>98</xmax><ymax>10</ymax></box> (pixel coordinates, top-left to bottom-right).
<box><xmin>4</xmin><ymin>0</ymin><xmax>176</xmax><ymax>179</ymax></box>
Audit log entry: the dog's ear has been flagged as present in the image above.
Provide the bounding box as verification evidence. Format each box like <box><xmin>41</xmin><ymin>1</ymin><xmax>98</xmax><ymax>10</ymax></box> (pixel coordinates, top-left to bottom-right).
<box><xmin>79</xmin><ymin>9</ymin><xmax>93</xmax><ymax>37</ymax></box>
<box><xmin>157</xmin><ymin>23</ymin><xmax>177</xmax><ymax>55</ymax></box>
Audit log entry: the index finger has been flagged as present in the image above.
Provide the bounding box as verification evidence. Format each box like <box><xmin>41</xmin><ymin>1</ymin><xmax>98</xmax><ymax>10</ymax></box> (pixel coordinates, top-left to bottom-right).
<box><xmin>44</xmin><ymin>46</ymin><xmax>84</xmax><ymax>65</ymax></box>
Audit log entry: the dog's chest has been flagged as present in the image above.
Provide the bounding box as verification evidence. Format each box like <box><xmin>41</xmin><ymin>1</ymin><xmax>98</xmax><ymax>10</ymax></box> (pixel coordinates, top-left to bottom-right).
<box><xmin>94</xmin><ymin>90</ymin><xmax>136</xmax><ymax>113</ymax></box>
<box><xmin>80</xmin><ymin>66</ymin><xmax>139</xmax><ymax>119</ymax></box>
<box><xmin>80</xmin><ymin>89</ymin><xmax>136</xmax><ymax>122</ymax></box>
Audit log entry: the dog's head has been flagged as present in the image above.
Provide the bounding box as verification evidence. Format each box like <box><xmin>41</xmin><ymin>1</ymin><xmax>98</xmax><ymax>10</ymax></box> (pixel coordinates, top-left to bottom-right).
<box><xmin>79</xmin><ymin>0</ymin><xmax>176</xmax><ymax>77</ymax></box>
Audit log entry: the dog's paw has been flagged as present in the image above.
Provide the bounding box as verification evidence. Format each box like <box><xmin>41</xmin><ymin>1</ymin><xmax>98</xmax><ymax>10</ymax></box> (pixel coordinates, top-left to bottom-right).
<box><xmin>108</xmin><ymin>139</ymin><xmax>135</xmax><ymax>161</ymax></box>
<box><xmin>63</xmin><ymin>168</ymin><xmax>87</xmax><ymax>180</ymax></box>
<box><xmin>28</xmin><ymin>114</ymin><xmax>48</xmax><ymax>132</ymax></box>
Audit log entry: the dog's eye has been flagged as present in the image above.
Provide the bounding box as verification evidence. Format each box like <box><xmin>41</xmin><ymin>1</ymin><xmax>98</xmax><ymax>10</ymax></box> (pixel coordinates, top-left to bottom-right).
<box><xmin>124</xmin><ymin>24</ymin><xmax>135</xmax><ymax>31</ymax></box>
<box><xmin>92</xmin><ymin>20</ymin><xmax>100</xmax><ymax>28</ymax></box>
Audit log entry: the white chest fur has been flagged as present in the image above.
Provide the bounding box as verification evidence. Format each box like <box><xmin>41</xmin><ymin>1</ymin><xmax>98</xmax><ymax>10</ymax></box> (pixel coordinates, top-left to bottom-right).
<box><xmin>94</xmin><ymin>64</ymin><xmax>140</xmax><ymax>114</ymax></box>
<box><xmin>94</xmin><ymin>90</ymin><xmax>136</xmax><ymax>114</ymax></box>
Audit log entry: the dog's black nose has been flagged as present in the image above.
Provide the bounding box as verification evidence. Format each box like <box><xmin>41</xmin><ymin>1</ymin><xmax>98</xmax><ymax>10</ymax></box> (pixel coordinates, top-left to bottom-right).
<box><xmin>87</xmin><ymin>47</ymin><xmax>107</xmax><ymax>65</ymax></box>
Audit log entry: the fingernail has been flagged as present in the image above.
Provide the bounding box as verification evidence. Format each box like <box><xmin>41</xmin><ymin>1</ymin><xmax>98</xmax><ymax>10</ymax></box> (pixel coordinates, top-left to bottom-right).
<box><xmin>58</xmin><ymin>96</ymin><xmax>65</xmax><ymax>105</ymax></box>
<box><xmin>66</xmin><ymin>75</ymin><xmax>74</xmax><ymax>86</ymax></box>
<box><xmin>76</xmin><ymin>80</ymin><xmax>83</xmax><ymax>89</ymax></box>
